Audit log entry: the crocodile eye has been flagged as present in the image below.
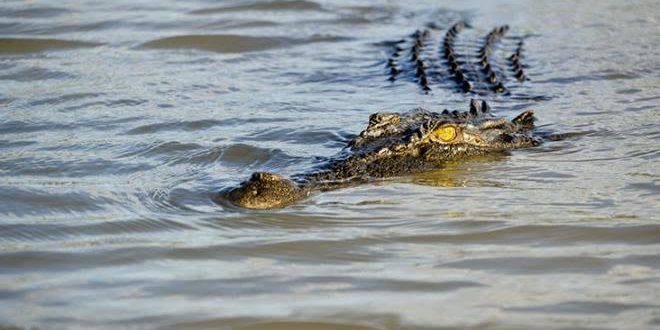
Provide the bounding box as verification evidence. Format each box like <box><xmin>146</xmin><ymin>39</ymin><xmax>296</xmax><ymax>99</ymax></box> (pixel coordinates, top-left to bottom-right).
<box><xmin>434</xmin><ymin>125</ymin><xmax>457</xmax><ymax>142</ymax></box>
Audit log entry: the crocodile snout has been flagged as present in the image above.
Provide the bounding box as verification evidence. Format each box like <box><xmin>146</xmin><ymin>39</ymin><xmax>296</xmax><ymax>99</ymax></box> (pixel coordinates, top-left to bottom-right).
<box><xmin>219</xmin><ymin>172</ymin><xmax>305</xmax><ymax>209</ymax></box>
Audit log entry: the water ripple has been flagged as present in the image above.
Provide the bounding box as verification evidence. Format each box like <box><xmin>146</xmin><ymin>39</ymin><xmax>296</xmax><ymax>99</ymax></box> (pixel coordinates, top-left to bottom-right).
<box><xmin>396</xmin><ymin>225</ymin><xmax>660</xmax><ymax>245</ymax></box>
<box><xmin>140</xmin><ymin>34</ymin><xmax>351</xmax><ymax>54</ymax></box>
<box><xmin>506</xmin><ymin>301</ymin><xmax>658</xmax><ymax>315</ymax></box>
<box><xmin>0</xmin><ymin>156</ymin><xmax>153</xmax><ymax>177</ymax></box>
<box><xmin>1</xmin><ymin>1</ymin><xmax>659</xmax><ymax>329</ymax></box>
<box><xmin>0</xmin><ymin>21</ymin><xmax>119</xmax><ymax>35</ymax></box>
<box><xmin>0</xmin><ymin>38</ymin><xmax>100</xmax><ymax>55</ymax></box>
<box><xmin>239</xmin><ymin>127</ymin><xmax>349</xmax><ymax>147</ymax></box>
<box><xmin>0</xmin><ymin>187</ymin><xmax>111</xmax><ymax>216</ymax></box>
<box><xmin>141</xmin><ymin>276</ymin><xmax>479</xmax><ymax>298</ymax></box>
<box><xmin>190</xmin><ymin>0</ymin><xmax>324</xmax><ymax>15</ymax></box>
<box><xmin>125</xmin><ymin>119</ymin><xmax>226</xmax><ymax>135</ymax></box>
<box><xmin>440</xmin><ymin>255</ymin><xmax>660</xmax><ymax>274</ymax></box>
<box><xmin>0</xmin><ymin>6</ymin><xmax>72</xmax><ymax>18</ymax></box>
<box><xmin>0</xmin><ymin>67</ymin><xmax>74</xmax><ymax>81</ymax></box>
<box><xmin>26</xmin><ymin>92</ymin><xmax>104</xmax><ymax>107</ymax></box>
<box><xmin>0</xmin><ymin>219</ymin><xmax>195</xmax><ymax>242</ymax></box>
<box><xmin>124</xmin><ymin>117</ymin><xmax>290</xmax><ymax>135</ymax></box>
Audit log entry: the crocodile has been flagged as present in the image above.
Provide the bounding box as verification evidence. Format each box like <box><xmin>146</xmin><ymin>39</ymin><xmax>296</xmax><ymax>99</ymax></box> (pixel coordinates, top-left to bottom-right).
<box><xmin>218</xmin><ymin>99</ymin><xmax>539</xmax><ymax>209</ymax></box>
<box><xmin>217</xmin><ymin>22</ymin><xmax>548</xmax><ymax>209</ymax></box>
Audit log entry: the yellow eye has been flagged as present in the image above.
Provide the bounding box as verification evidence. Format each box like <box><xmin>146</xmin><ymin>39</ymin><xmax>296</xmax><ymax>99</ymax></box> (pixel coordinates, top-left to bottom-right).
<box><xmin>434</xmin><ymin>126</ymin><xmax>457</xmax><ymax>142</ymax></box>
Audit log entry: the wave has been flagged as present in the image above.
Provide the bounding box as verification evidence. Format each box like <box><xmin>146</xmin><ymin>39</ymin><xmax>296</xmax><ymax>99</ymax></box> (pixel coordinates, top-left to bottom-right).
<box><xmin>190</xmin><ymin>0</ymin><xmax>323</xmax><ymax>15</ymax></box>
<box><xmin>0</xmin><ymin>38</ymin><xmax>100</xmax><ymax>55</ymax></box>
<box><xmin>140</xmin><ymin>34</ymin><xmax>350</xmax><ymax>54</ymax></box>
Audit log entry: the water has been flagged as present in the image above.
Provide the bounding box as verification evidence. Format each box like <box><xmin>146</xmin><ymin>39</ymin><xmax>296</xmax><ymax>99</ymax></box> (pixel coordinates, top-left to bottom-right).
<box><xmin>1</xmin><ymin>0</ymin><xmax>659</xmax><ymax>329</ymax></box>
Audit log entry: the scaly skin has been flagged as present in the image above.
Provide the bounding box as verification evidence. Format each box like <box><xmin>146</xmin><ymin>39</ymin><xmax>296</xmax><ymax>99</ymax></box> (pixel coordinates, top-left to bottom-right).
<box><xmin>218</xmin><ymin>99</ymin><xmax>539</xmax><ymax>209</ymax></box>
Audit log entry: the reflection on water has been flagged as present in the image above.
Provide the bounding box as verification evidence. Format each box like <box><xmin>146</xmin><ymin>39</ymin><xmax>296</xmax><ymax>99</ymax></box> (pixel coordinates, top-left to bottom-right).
<box><xmin>141</xmin><ymin>34</ymin><xmax>351</xmax><ymax>53</ymax></box>
<box><xmin>411</xmin><ymin>154</ymin><xmax>510</xmax><ymax>188</ymax></box>
<box><xmin>1</xmin><ymin>0</ymin><xmax>659</xmax><ymax>329</ymax></box>
<box><xmin>0</xmin><ymin>38</ymin><xmax>100</xmax><ymax>54</ymax></box>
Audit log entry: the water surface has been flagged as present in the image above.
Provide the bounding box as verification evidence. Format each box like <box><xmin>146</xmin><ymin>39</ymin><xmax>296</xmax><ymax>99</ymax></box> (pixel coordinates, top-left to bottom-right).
<box><xmin>1</xmin><ymin>0</ymin><xmax>659</xmax><ymax>329</ymax></box>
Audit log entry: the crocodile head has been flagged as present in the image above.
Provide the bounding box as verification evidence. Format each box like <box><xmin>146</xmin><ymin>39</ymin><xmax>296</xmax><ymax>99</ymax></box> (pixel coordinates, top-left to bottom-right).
<box><xmin>219</xmin><ymin>100</ymin><xmax>539</xmax><ymax>209</ymax></box>
<box><xmin>219</xmin><ymin>172</ymin><xmax>307</xmax><ymax>210</ymax></box>
<box><xmin>347</xmin><ymin>99</ymin><xmax>538</xmax><ymax>164</ymax></box>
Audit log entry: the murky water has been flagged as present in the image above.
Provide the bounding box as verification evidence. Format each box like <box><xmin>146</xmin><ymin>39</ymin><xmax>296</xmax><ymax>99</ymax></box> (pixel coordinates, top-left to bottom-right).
<box><xmin>1</xmin><ymin>0</ymin><xmax>659</xmax><ymax>329</ymax></box>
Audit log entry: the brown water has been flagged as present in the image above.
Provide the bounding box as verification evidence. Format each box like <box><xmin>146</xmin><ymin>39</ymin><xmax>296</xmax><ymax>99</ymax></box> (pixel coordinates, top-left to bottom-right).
<box><xmin>1</xmin><ymin>0</ymin><xmax>659</xmax><ymax>329</ymax></box>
